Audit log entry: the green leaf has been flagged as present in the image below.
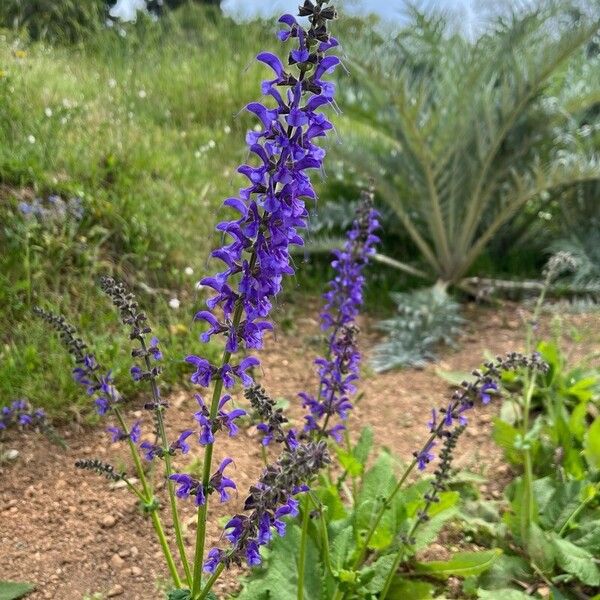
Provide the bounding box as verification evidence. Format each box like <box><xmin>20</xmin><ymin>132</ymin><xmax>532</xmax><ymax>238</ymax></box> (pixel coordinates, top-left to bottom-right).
<box><xmin>413</xmin><ymin>491</ymin><xmax>460</xmax><ymax>551</ymax></box>
<box><xmin>237</xmin><ymin>524</ymin><xmax>321</xmax><ymax>600</ymax></box>
<box><xmin>526</xmin><ymin>523</ymin><xmax>555</xmax><ymax>573</ymax></box>
<box><xmin>551</xmin><ymin>535</ymin><xmax>600</xmax><ymax>586</ymax></box>
<box><xmin>317</xmin><ymin>483</ymin><xmax>348</xmax><ymax>521</ymax></box>
<box><xmin>336</xmin><ymin>448</ymin><xmax>363</xmax><ymax>477</ymax></box>
<box><xmin>492</xmin><ymin>419</ymin><xmax>523</xmax><ymax>464</ymax></box>
<box><xmin>569</xmin><ymin>402</ymin><xmax>588</xmax><ymax>442</ymax></box>
<box><xmin>540</xmin><ymin>480</ymin><xmax>584</xmax><ymax>533</ymax></box>
<box><xmin>352</xmin><ymin>426</ymin><xmax>374</xmax><ymax>467</ymax></box>
<box><xmin>550</xmin><ymin>586</ymin><xmax>573</xmax><ymax>600</ymax></box>
<box><xmin>585</xmin><ymin>417</ymin><xmax>600</xmax><ymax>470</ymax></box>
<box><xmin>564</xmin><ymin>376</ymin><xmax>597</xmax><ymax>403</ymax></box>
<box><xmin>0</xmin><ymin>582</ymin><xmax>35</xmax><ymax>600</ymax></box>
<box><xmin>387</xmin><ymin>578</ymin><xmax>434</xmax><ymax>599</ymax></box>
<box><xmin>363</xmin><ymin>554</ymin><xmax>397</xmax><ymax>594</ymax></box>
<box><xmin>478</xmin><ymin>555</ymin><xmax>531</xmax><ymax>590</ymax></box>
<box><xmin>354</xmin><ymin>452</ymin><xmax>399</xmax><ymax>550</ymax></box>
<box><xmin>477</xmin><ymin>588</ymin><xmax>531</xmax><ymax>599</ymax></box>
<box><xmin>569</xmin><ymin>519</ymin><xmax>600</xmax><ymax>553</ymax></box>
<box><xmin>414</xmin><ymin>549</ymin><xmax>502</xmax><ymax>579</ymax></box>
<box><xmin>329</xmin><ymin>523</ymin><xmax>354</xmax><ymax>570</ymax></box>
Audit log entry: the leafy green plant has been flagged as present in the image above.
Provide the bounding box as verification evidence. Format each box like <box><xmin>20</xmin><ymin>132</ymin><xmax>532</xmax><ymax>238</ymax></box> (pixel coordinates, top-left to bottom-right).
<box><xmin>0</xmin><ymin>582</ymin><xmax>35</xmax><ymax>600</ymax></box>
<box><xmin>238</xmin><ymin>428</ymin><xmax>500</xmax><ymax>600</ymax></box>
<box><xmin>371</xmin><ymin>287</ymin><xmax>464</xmax><ymax>371</ymax></box>
<box><xmin>337</xmin><ymin>5</ymin><xmax>600</xmax><ymax>288</ymax></box>
<box><xmin>471</xmin><ymin>255</ymin><xmax>600</xmax><ymax>598</ymax></box>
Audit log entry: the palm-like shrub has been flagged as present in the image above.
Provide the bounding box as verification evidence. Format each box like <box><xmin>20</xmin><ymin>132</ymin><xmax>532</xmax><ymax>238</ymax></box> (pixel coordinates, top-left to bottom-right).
<box><xmin>337</xmin><ymin>5</ymin><xmax>600</xmax><ymax>289</ymax></box>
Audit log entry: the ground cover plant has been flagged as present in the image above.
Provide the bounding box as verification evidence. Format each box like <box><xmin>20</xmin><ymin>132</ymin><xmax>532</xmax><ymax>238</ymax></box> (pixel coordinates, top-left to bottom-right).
<box><xmin>456</xmin><ymin>255</ymin><xmax>600</xmax><ymax>599</ymax></box>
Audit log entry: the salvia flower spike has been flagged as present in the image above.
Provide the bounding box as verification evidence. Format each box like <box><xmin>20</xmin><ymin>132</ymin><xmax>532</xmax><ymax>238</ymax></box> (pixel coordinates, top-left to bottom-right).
<box><xmin>204</xmin><ymin>440</ymin><xmax>330</xmax><ymax>573</ymax></box>
<box><xmin>301</xmin><ymin>188</ymin><xmax>380</xmax><ymax>441</ymax></box>
<box><xmin>184</xmin><ymin>0</ymin><xmax>340</xmax><ymax>391</ymax></box>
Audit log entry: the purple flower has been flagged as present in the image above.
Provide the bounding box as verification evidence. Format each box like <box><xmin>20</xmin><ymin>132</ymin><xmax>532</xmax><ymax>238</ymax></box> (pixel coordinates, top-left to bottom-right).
<box><xmin>480</xmin><ymin>381</ymin><xmax>498</xmax><ymax>404</ymax></box>
<box><xmin>194</xmin><ymin>395</ymin><xmax>246</xmax><ymax>446</ymax></box>
<box><xmin>95</xmin><ymin>397</ymin><xmax>110</xmax><ymax>415</ymax></box>
<box><xmin>148</xmin><ymin>337</ymin><xmax>162</xmax><ymax>361</ymax></box>
<box><xmin>140</xmin><ymin>440</ymin><xmax>160</xmax><ymax>461</ymax></box>
<box><xmin>204</xmin><ymin>548</ymin><xmax>225</xmax><ymax>574</ymax></box>
<box><xmin>107</xmin><ymin>421</ymin><xmax>140</xmax><ymax>443</ymax></box>
<box><xmin>107</xmin><ymin>426</ymin><xmax>127</xmax><ymax>443</ymax></box>
<box><xmin>246</xmin><ymin>540</ymin><xmax>262</xmax><ymax>567</ymax></box>
<box><xmin>169</xmin><ymin>473</ymin><xmax>206</xmax><ymax>506</ymax></box>
<box><xmin>209</xmin><ymin>457</ymin><xmax>237</xmax><ymax>502</ymax></box>
<box><xmin>415</xmin><ymin>441</ymin><xmax>436</xmax><ymax>471</ymax></box>
<box><xmin>172</xmin><ymin>429</ymin><xmax>193</xmax><ymax>454</ymax></box>
<box><xmin>130</xmin><ymin>366</ymin><xmax>143</xmax><ymax>382</ymax></box>
<box><xmin>170</xmin><ymin>473</ymin><xmax>197</xmax><ymax>499</ymax></box>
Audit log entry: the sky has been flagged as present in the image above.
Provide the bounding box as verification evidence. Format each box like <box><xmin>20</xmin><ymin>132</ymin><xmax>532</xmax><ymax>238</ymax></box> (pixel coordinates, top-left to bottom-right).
<box><xmin>109</xmin><ymin>0</ymin><xmax>530</xmax><ymax>39</ymax></box>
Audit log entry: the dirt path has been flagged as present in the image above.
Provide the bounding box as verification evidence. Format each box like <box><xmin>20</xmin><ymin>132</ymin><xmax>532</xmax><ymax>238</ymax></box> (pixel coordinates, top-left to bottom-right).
<box><xmin>1</xmin><ymin>303</ymin><xmax>598</xmax><ymax>599</ymax></box>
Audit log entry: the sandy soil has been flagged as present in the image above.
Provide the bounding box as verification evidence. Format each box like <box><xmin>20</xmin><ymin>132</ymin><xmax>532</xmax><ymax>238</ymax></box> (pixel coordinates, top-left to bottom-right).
<box><xmin>1</xmin><ymin>302</ymin><xmax>598</xmax><ymax>599</ymax></box>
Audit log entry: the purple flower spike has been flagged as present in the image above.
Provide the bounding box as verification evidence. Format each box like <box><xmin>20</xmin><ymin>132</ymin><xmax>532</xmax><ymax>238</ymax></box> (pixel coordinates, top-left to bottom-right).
<box><xmin>301</xmin><ymin>190</ymin><xmax>379</xmax><ymax>440</ymax></box>
<box><xmin>184</xmin><ymin>0</ymin><xmax>340</xmax><ymax>403</ymax></box>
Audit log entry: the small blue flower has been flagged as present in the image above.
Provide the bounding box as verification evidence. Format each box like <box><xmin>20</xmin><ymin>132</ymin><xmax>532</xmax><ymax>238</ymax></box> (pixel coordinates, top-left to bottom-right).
<box><xmin>480</xmin><ymin>381</ymin><xmax>498</xmax><ymax>405</ymax></box>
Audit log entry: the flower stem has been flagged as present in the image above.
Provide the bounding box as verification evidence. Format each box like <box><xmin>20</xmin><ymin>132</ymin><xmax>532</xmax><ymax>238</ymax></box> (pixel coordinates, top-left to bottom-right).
<box><xmin>197</xmin><ymin>562</ymin><xmax>225</xmax><ymax>600</ymax></box>
<box><xmin>297</xmin><ymin>494</ymin><xmax>311</xmax><ymax>600</ymax></box>
<box><xmin>351</xmin><ymin>437</ymin><xmax>433</xmax><ymax>569</ymax></box>
<box><xmin>191</xmin><ymin>300</ymin><xmax>245</xmax><ymax>598</ymax></box>
<box><xmin>114</xmin><ymin>407</ymin><xmax>182</xmax><ymax>587</ymax></box>
<box><xmin>141</xmin><ymin>341</ymin><xmax>192</xmax><ymax>586</ymax></box>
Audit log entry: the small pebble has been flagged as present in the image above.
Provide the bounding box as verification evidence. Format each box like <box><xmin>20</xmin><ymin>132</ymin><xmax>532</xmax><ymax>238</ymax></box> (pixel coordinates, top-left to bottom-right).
<box><xmin>101</xmin><ymin>515</ymin><xmax>117</xmax><ymax>528</ymax></box>
<box><xmin>110</xmin><ymin>553</ymin><xmax>125</xmax><ymax>569</ymax></box>
<box><xmin>107</xmin><ymin>584</ymin><xmax>124</xmax><ymax>597</ymax></box>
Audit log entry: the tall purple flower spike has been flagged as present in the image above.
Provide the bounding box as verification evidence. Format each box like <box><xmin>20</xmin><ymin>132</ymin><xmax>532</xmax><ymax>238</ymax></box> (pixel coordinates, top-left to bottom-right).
<box><xmin>199</xmin><ymin>0</ymin><xmax>340</xmax><ymax>574</ymax></box>
<box><xmin>301</xmin><ymin>189</ymin><xmax>380</xmax><ymax>440</ymax></box>
<box><xmin>185</xmin><ymin>2</ymin><xmax>340</xmax><ymax>392</ymax></box>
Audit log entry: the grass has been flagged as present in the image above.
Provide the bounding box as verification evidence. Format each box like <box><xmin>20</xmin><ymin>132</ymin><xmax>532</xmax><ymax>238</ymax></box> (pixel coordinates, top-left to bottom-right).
<box><xmin>0</xmin><ymin>7</ymin><xmax>282</xmax><ymax>416</ymax></box>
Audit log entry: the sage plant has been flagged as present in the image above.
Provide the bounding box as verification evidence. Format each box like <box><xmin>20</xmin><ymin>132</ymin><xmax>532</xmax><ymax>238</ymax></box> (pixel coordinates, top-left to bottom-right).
<box><xmin>36</xmin><ymin>2</ymin><xmax>340</xmax><ymax>599</ymax></box>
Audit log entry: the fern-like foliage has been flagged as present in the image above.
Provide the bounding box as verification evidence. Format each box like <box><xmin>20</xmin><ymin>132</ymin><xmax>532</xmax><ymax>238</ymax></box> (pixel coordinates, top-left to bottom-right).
<box><xmin>371</xmin><ymin>287</ymin><xmax>464</xmax><ymax>372</ymax></box>
<box><xmin>338</xmin><ymin>3</ymin><xmax>600</xmax><ymax>286</ymax></box>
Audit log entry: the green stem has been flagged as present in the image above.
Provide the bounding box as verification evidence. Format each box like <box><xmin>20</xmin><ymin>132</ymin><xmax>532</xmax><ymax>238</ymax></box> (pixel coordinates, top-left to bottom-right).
<box><xmin>114</xmin><ymin>407</ymin><xmax>182</xmax><ymax>587</ymax></box>
<box><xmin>141</xmin><ymin>341</ymin><xmax>192</xmax><ymax>587</ymax></box>
<box><xmin>351</xmin><ymin>440</ymin><xmax>432</xmax><ymax>570</ymax></box>
<box><xmin>332</xmin><ymin>447</ymin><xmax>431</xmax><ymax>600</ymax></box>
<box><xmin>520</xmin><ymin>375</ymin><xmax>536</xmax><ymax>545</ymax></box>
<box><xmin>297</xmin><ymin>494</ymin><xmax>311</xmax><ymax>600</ymax></box>
<box><xmin>191</xmin><ymin>301</ymin><xmax>245</xmax><ymax>599</ymax></box>
<box><xmin>197</xmin><ymin>563</ymin><xmax>225</xmax><ymax>600</ymax></box>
